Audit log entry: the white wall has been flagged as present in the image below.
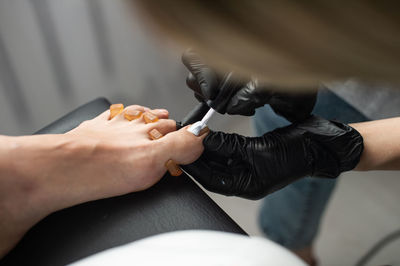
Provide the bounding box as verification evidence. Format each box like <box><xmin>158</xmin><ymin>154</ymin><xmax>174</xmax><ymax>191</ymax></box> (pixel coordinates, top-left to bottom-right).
<box><xmin>0</xmin><ymin>0</ymin><xmax>208</xmax><ymax>135</ymax></box>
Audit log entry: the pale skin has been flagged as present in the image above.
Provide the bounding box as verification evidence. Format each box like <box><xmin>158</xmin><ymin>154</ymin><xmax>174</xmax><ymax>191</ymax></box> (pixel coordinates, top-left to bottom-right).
<box><xmin>0</xmin><ymin>104</ymin><xmax>207</xmax><ymax>258</ymax></box>
<box><xmin>352</xmin><ymin>117</ymin><xmax>400</xmax><ymax>171</ymax></box>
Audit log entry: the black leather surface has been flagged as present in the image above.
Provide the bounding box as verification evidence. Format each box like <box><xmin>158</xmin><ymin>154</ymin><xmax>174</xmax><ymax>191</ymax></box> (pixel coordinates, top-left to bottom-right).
<box><xmin>1</xmin><ymin>98</ymin><xmax>246</xmax><ymax>266</ymax></box>
<box><xmin>34</xmin><ymin>97</ymin><xmax>111</xmax><ymax>135</ymax></box>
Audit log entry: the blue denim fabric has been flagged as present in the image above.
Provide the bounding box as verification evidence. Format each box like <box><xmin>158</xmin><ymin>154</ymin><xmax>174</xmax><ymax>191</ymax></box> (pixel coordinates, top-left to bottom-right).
<box><xmin>254</xmin><ymin>88</ymin><xmax>368</xmax><ymax>249</ymax></box>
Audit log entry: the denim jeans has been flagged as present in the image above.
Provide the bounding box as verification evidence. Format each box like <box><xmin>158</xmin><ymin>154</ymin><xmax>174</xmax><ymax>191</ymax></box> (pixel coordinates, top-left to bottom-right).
<box><xmin>254</xmin><ymin>88</ymin><xmax>368</xmax><ymax>249</ymax></box>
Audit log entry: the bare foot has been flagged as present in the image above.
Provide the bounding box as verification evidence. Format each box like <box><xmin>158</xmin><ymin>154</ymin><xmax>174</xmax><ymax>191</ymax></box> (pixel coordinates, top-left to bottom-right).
<box><xmin>0</xmin><ymin>104</ymin><xmax>208</xmax><ymax>258</ymax></box>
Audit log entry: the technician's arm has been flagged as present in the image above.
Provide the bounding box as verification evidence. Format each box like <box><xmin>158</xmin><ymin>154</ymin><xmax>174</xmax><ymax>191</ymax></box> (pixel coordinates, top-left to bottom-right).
<box><xmin>183</xmin><ymin>115</ymin><xmax>364</xmax><ymax>199</ymax></box>
<box><xmin>352</xmin><ymin>117</ymin><xmax>400</xmax><ymax>171</ymax></box>
<box><xmin>184</xmin><ymin>116</ymin><xmax>400</xmax><ymax>200</ymax></box>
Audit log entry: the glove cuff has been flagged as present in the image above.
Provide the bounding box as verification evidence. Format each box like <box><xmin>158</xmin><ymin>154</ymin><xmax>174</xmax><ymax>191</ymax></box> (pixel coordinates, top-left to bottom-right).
<box><xmin>302</xmin><ymin>117</ymin><xmax>364</xmax><ymax>178</ymax></box>
<box><xmin>330</xmin><ymin>121</ymin><xmax>364</xmax><ymax>173</ymax></box>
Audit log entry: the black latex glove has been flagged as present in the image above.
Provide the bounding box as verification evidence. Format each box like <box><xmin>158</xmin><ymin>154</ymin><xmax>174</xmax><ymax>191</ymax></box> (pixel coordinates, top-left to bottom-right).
<box><xmin>182</xmin><ymin>50</ymin><xmax>317</xmax><ymax>122</ymax></box>
<box><xmin>182</xmin><ymin>116</ymin><xmax>363</xmax><ymax>200</ymax></box>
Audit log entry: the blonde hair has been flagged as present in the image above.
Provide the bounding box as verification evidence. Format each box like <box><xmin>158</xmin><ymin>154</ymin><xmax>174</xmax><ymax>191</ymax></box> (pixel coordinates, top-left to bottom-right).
<box><xmin>131</xmin><ymin>0</ymin><xmax>400</xmax><ymax>88</ymax></box>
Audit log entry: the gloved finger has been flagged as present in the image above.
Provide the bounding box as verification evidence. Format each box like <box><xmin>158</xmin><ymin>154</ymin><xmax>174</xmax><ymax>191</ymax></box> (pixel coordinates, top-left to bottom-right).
<box><xmin>269</xmin><ymin>90</ymin><xmax>317</xmax><ymax>122</ymax></box>
<box><xmin>224</xmin><ymin>86</ymin><xmax>252</xmax><ymax>115</ymax></box>
<box><xmin>205</xmin><ymin>72</ymin><xmax>246</xmax><ymax>114</ymax></box>
<box><xmin>182</xmin><ymin>50</ymin><xmax>218</xmax><ymax>99</ymax></box>
<box><xmin>225</xmin><ymin>80</ymin><xmax>272</xmax><ymax>116</ymax></box>
<box><xmin>186</xmin><ymin>73</ymin><xmax>203</xmax><ymax>96</ymax></box>
<box><xmin>182</xmin><ymin>154</ymin><xmax>243</xmax><ymax>197</ymax></box>
<box><xmin>226</xmin><ymin>102</ymin><xmax>256</xmax><ymax>116</ymax></box>
<box><xmin>179</xmin><ymin>102</ymin><xmax>210</xmax><ymax>127</ymax></box>
<box><xmin>194</xmin><ymin>92</ymin><xmax>205</xmax><ymax>102</ymax></box>
<box><xmin>186</xmin><ymin>72</ymin><xmax>206</xmax><ymax>103</ymax></box>
<box><xmin>203</xmin><ymin>131</ymin><xmax>247</xmax><ymax>159</ymax></box>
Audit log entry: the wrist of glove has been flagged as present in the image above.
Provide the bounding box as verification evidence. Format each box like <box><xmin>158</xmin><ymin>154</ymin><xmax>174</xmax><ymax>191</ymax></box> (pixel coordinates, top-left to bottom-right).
<box><xmin>182</xmin><ymin>116</ymin><xmax>363</xmax><ymax>200</ymax></box>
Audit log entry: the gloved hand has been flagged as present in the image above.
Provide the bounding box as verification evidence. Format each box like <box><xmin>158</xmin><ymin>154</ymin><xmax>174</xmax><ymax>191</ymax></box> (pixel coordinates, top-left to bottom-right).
<box><xmin>182</xmin><ymin>50</ymin><xmax>317</xmax><ymax>122</ymax></box>
<box><xmin>182</xmin><ymin>116</ymin><xmax>363</xmax><ymax>200</ymax></box>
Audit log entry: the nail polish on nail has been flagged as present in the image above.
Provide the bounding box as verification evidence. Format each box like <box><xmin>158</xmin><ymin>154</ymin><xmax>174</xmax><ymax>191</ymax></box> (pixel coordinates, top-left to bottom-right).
<box><xmin>199</xmin><ymin>127</ymin><xmax>210</xmax><ymax>136</ymax></box>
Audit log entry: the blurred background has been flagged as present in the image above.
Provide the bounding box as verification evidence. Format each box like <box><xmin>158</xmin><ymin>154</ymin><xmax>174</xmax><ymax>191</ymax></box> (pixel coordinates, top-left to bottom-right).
<box><xmin>0</xmin><ymin>1</ymin><xmax>399</xmax><ymax>265</ymax></box>
<box><xmin>0</xmin><ymin>0</ymin><xmax>200</xmax><ymax>136</ymax></box>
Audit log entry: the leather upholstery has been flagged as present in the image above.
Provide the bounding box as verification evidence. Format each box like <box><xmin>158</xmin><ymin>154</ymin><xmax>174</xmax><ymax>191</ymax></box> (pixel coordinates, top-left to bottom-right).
<box><xmin>34</xmin><ymin>98</ymin><xmax>112</xmax><ymax>135</ymax></box>
<box><xmin>1</xmin><ymin>98</ymin><xmax>246</xmax><ymax>266</ymax></box>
